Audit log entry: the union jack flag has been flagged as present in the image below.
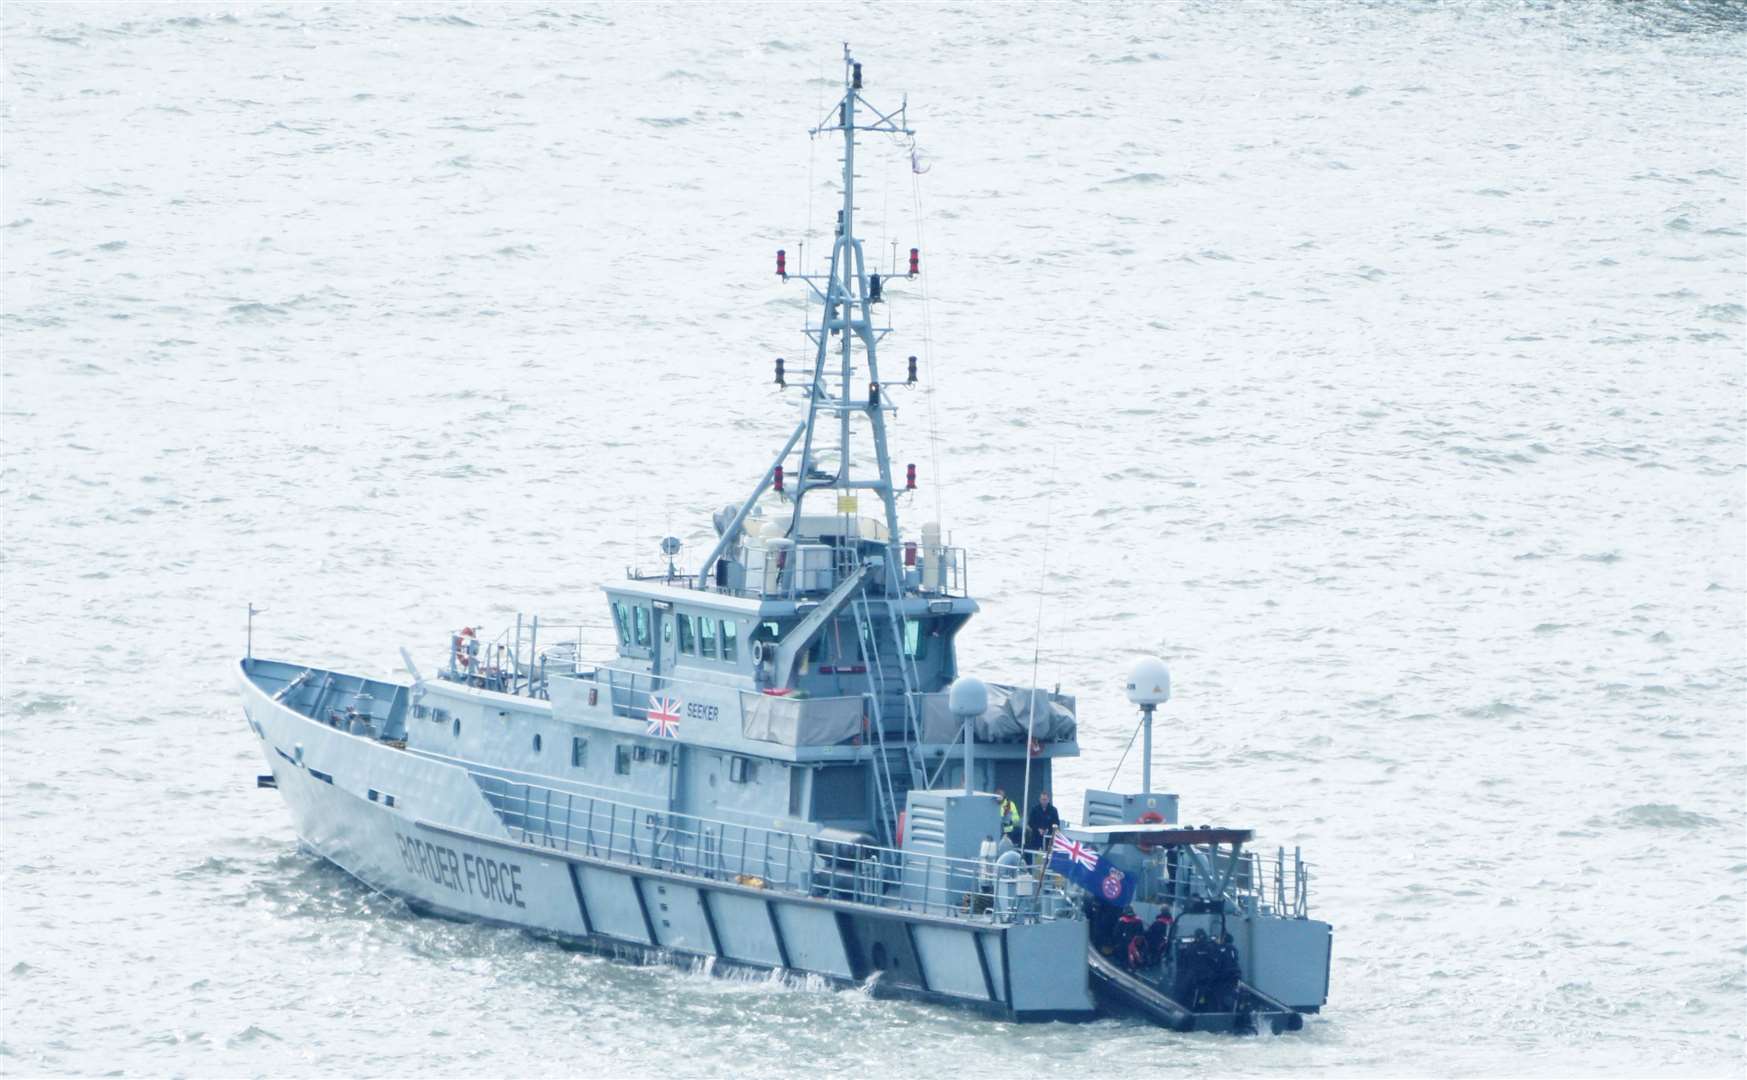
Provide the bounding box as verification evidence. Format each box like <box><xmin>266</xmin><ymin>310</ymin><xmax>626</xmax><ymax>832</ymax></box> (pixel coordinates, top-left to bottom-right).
<box><xmin>1050</xmin><ymin>832</ymin><xmax>1098</xmax><ymax>872</ymax></box>
<box><xmin>646</xmin><ymin>695</ymin><xmax>682</xmax><ymax>738</ymax></box>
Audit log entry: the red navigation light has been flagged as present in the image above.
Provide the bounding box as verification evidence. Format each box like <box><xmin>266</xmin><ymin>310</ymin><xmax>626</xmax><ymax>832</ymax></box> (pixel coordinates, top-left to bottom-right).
<box><xmin>773</xmin><ymin>465</ymin><xmax>784</xmax><ymax>492</ymax></box>
<box><xmin>904</xmin><ymin>541</ymin><xmax>918</xmax><ymax>566</ymax></box>
<box><xmin>908</xmin><ymin>247</ymin><xmax>919</xmax><ymax>277</ymax></box>
<box><xmin>776</xmin><ymin>249</ymin><xmax>787</xmax><ymax>279</ymax></box>
<box><xmin>905</xmin><ymin>463</ymin><xmax>917</xmax><ymax>490</ymax></box>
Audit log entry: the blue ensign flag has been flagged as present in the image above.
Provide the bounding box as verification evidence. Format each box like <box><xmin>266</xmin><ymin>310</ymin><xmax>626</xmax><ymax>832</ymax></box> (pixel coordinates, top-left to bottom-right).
<box><xmin>1048</xmin><ymin>834</ymin><xmax>1137</xmax><ymax>908</ymax></box>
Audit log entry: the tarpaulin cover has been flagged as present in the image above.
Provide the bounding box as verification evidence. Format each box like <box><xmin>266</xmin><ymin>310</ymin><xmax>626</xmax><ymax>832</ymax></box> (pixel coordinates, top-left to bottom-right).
<box><xmin>918</xmin><ymin>683</ymin><xmax>1078</xmax><ymax>744</ymax></box>
<box><xmin>740</xmin><ymin>692</ymin><xmax>863</xmax><ymax>746</ymax></box>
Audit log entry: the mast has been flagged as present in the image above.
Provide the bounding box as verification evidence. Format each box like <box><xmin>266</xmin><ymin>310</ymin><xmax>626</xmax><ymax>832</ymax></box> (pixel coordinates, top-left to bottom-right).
<box><xmin>788</xmin><ymin>44</ymin><xmax>913</xmax><ymax>549</ymax></box>
<box><xmin>695</xmin><ymin>47</ymin><xmax>917</xmax><ymax>591</ymax></box>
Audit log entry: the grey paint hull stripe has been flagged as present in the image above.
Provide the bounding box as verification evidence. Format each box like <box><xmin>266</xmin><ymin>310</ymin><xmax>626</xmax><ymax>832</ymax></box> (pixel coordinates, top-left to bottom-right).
<box><xmin>633</xmin><ymin>878</ymin><xmax>659</xmax><ymax>945</ymax></box>
<box><xmin>766</xmin><ymin>900</ymin><xmax>792</xmax><ymax>968</ymax></box>
<box><xmin>568</xmin><ymin>865</ymin><xmax>594</xmax><ymax>935</ymax></box>
<box><xmin>390</xmin><ymin>881</ymin><xmax>1045</xmax><ymax>1020</ymax></box>
<box><xmin>903</xmin><ymin>921</ymin><xmax>929</xmax><ymax>993</ymax></box>
<box><xmin>698</xmin><ymin>890</ymin><xmax>723</xmax><ymax>955</ymax></box>
<box><xmin>1000</xmin><ymin>928</ymin><xmax>1014</xmax><ymax>1006</ymax></box>
<box><xmin>975</xmin><ymin>931</ymin><xmax>996</xmax><ymax>1002</ymax></box>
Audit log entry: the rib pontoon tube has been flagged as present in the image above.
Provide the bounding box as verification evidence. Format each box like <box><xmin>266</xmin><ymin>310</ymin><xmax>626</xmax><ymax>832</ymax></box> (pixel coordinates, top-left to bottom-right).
<box><xmin>1086</xmin><ymin>950</ymin><xmax>1305</xmax><ymax>1034</ymax></box>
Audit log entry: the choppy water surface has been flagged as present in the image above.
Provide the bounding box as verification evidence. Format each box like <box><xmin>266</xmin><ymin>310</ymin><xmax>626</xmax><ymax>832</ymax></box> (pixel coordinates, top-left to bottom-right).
<box><xmin>3</xmin><ymin>2</ymin><xmax>1744</xmax><ymax>1075</ymax></box>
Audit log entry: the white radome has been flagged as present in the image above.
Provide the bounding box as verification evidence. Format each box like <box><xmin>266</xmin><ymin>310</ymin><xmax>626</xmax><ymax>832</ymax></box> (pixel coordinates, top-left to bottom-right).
<box><xmin>947</xmin><ymin>675</ymin><xmax>989</xmax><ymax>717</ymax></box>
<box><xmin>1125</xmin><ymin>657</ymin><xmax>1172</xmax><ymax>706</ymax></box>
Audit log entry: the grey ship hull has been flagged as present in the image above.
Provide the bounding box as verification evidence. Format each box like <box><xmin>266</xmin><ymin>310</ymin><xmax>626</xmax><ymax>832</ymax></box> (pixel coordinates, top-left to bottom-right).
<box><xmin>239</xmin><ymin>659</ymin><xmax>1096</xmax><ymax>1022</ymax></box>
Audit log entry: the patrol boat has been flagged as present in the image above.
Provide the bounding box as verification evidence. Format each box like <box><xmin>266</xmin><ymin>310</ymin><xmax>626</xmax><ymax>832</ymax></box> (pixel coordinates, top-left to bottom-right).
<box><xmin>237</xmin><ymin>49</ymin><xmax>1332</xmax><ymax>1030</ymax></box>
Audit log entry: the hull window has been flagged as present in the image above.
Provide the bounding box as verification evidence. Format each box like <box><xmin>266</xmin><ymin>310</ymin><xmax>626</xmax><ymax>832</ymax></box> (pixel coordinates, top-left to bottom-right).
<box><xmin>572</xmin><ymin>737</ymin><xmax>589</xmax><ymax>768</ymax></box>
<box><xmin>615</xmin><ymin>745</ymin><xmax>632</xmax><ymax>775</ymax></box>
<box><xmin>532</xmin><ymin>733</ymin><xmax>543</xmax><ymax>754</ymax></box>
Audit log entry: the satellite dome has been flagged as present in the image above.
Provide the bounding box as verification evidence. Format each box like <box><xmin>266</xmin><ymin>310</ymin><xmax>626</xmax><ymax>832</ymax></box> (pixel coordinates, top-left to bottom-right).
<box><xmin>948</xmin><ymin>676</ymin><xmax>989</xmax><ymax>717</ymax></box>
<box><xmin>1125</xmin><ymin>657</ymin><xmax>1172</xmax><ymax>706</ymax></box>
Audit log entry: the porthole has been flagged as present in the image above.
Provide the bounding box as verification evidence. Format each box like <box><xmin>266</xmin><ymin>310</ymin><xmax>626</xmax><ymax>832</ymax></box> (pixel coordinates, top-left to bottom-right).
<box><xmin>452</xmin><ymin>718</ymin><xmax>461</xmax><ymax>738</ymax></box>
<box><xmin>533</xmin><ymin>733</ymin><xmax>543</xmax><ymax>754</ymax></box>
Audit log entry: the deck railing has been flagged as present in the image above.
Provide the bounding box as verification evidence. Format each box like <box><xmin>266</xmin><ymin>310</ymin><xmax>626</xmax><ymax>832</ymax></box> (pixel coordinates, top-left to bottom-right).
<box><xmin>471</xmin><ymin>772</ymin><xmax>1072</xmax><ymax>925</ymax></box>
<box><xmin>1144</xmin><ymin>843</ymin><xmax>1313</xmax><ymax>919</ymax></box>
<box><xmin>1248</xmin><ymin>846</ymin><xmax>1312</xmax><ymax>919</ymax></box>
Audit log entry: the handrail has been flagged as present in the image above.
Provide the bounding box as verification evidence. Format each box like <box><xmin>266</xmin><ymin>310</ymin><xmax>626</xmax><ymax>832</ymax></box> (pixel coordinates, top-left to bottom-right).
<box><xmin>851</xmin><ymin>596</ymin><xmax>902</xmax><ymax>844</ymax></box>
<box><xmin>469</xmin><ymin>770</ymin><xmax>1073</xmax><ymax>925</ymax></box>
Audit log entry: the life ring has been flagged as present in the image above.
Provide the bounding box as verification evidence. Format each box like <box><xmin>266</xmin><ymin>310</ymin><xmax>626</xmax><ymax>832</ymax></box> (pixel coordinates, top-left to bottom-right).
<box><xmin>1028</xmin><ymin>736</ymin><xmax>1044</xmax><ymax>757</ymax></box>
<box><xmin>453</xmin><ymin>627</ymin><xmax>476</xmax><ymax>670</ymax></box>
<box><xmin>751</xmin><ymin>639</ymin><xmax>767</xmax><ymax>664</ymax></box>
<box><xmin>1136</xmin><ymin>810</ymin><xmax>1166</xmax><ymax>853</ymax></box>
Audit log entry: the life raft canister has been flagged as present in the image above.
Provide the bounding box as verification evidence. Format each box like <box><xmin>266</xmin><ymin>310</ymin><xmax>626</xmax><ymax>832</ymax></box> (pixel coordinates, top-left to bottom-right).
<box><xmin>453</xmin><ymin>626</ymin><xmax>477</xmax><ymax>670</ymax></box>
<box><xmin>1136</xmin><ymin>809</ymin><xmax>1166</xmax><ymax>852</ymax></box>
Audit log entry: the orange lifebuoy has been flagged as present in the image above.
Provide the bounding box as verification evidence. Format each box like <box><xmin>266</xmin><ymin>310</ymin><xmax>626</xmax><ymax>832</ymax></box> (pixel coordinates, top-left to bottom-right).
<box><xmin>453</xmin><ymin>627</ymin><xmax>476</xmax><ymax>670</ymax></box>
<box><xmin>1136</xmin><ymin>810</ymin><xmax>1166</xmax><ymax>853</ymax></box>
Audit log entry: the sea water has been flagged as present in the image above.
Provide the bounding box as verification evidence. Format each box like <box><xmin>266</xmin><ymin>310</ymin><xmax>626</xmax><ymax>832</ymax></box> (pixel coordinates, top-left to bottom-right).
<box><xmin>3</xmin><ymin>2</ymin><xmax>1743</xmax><ymax>1074</ymax></box>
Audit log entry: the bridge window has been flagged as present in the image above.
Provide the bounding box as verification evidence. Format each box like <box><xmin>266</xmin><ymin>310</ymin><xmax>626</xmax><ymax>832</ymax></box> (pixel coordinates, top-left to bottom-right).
<box><xmin>721</xmin><ymin>620</ymin><xmax>738</xmax><ymax>662</ymax></box>
<box><xmin>699</xmin><ymin>616</ymin><xmax>718</xmax><ymax>659</ymax></box>
<box><xmin>572</xmin><ymin>737</ymin><xmax>589</xmax><ymax>768</ymax></box>
<box><xmin>633</xmin><ymin>605</ymin><xmax>651</xmax><ymax>648</ymax></box>
<box><xmin>611</xmin><ymin>602</ymin><xmax>631</xmax><ymax>646</ymax></box>
<box><xmin>903</xmin><ymin>618</ymin><xmax>929</xmax><ymax>660</ymax></box>
<box><xmin>678</xmin><ymin>614</ymin><xmax>695</xmax><ymax>654</ymax></box>
<box><xmin>833</xmin><ymin>618</ymin><xmax>860</xmax><ymax>663</ymax></box>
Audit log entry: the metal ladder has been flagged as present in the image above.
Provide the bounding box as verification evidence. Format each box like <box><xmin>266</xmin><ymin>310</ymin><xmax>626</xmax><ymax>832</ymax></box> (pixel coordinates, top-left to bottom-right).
<box><xmin>854</xmin><ymin>582</ymin><xmax>928</xmax><ymax>797</ymax></box>
<box><xmin>851</xmin><ymin>595</ymin><xmax>906</xmax><ymax>847</ymax></box>
<box><xmin>877</xmin><ymin>559</ymin><xmax>930</xmax><ymax>770</ymax></box>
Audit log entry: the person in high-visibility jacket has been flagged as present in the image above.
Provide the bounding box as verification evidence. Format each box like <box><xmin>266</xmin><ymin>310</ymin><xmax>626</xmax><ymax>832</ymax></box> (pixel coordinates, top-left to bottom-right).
<box><xmin>994</xmin><ymin>787</ymin><xmax>1021</xmax><ymax>847</ymax></box>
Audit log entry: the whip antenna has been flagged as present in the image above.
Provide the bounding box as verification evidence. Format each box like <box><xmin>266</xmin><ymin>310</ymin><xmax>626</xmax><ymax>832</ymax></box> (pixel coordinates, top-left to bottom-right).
<box><xmin>1018</xmin><ymin>450</ymin><xmax>1058</xmax><ymax>840</ymax></box>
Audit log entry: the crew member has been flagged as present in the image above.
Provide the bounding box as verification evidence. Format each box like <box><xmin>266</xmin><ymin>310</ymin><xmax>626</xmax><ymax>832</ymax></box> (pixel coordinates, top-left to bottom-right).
<box><xmin>1213</xmin><ymin>931</ymin><xmax>1242</xmax><ymax>1010</ymax></box>
<box><xmin>995</xmin><ymin>787</ymin><xmax>1022</xmax><ymax>848</ymax></box>
<box><xmin>1188</xmin><ymin>929</ymin><xmax>1216</xmax><ymax>1008</ymax></box>
<box><xmin>1025</xmin><ymin>790</ymin><xmax>1061</xmax><ymax>852</ymax></box>
<box><xmin>1114</xmin><ymin>907</ymin><xmax>1146</xmax><ymax>971</ymax></box>
<box><xmin>1144</xmin><ymin>907</ymin><xmax>1174</xmax><ymax>968</ymax></box>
